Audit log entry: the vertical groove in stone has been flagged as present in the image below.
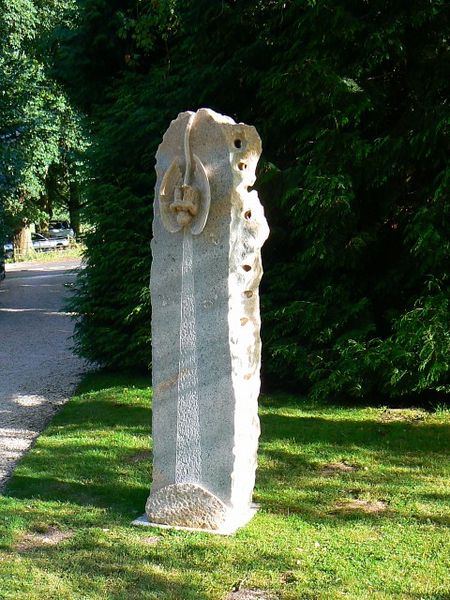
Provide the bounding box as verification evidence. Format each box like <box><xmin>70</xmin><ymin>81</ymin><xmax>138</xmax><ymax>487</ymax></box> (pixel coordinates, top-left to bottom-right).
<box><xmin>147</xmin><ymin>109</ymin><xmax>268</xmax><ymax>532</ymax></box>
<box><xmin>175</xmin><ymin>230</ymin><xmax>202</xmax><ymax>483</ymax></box>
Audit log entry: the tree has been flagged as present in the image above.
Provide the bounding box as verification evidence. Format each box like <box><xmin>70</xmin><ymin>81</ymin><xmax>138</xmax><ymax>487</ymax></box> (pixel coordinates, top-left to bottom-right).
<box><xmin>250</xmin><ymin>1</ymin><xmax>450</xmax><ymax>401</ymax></box>
<box><xmin>0</xmin><ymin>198</ymin><xmax>5</xmax><ymax>250</ymax></box>
<box><xmin>0</xmin><ymin>0</ymin><xmax>87</xmax><ymax>255</ymax></box>
<box><xmin>58</xmin><ymin>0</ymin><xmax>449</xmax><ymax>401</ymax></box>
<box><xmin>57</xmin><ymin>0</ymin><xmax>178</xmax><ymax>368</ymax></box>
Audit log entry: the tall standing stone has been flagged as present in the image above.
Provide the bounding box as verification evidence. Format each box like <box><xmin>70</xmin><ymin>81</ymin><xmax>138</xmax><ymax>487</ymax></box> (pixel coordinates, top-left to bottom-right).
<box><xmin>145</xmin><ymin>108</ymin><xmax>269</xmax><ymax>533</ymax></box>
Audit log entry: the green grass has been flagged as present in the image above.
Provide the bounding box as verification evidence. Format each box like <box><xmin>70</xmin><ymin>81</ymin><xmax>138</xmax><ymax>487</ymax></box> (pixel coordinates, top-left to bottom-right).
<box><xmin>1</xmin><ymin>373</ymin><xmax>449</xmax><ymax>599</ymax></box>
<box><xmin>6</xmin><ymin>244</ymin><xmax>84</xmax><ymax>263</ymax></box>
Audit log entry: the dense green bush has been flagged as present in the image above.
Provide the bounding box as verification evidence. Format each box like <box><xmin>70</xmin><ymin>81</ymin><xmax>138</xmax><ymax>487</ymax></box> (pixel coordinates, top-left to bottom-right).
<box><xmin>58</xmin><ymin>1</ymin><xmax>449</xmax><ymax>400</ymax></box>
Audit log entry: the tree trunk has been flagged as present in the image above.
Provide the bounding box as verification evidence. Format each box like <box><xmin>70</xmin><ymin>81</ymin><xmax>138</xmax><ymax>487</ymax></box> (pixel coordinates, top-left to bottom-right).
<box><xmin>13</xmin><ymin>226</ymin><xmax>35</xmax><ymax>260</ymax></box>
<box><xmin>43</xmin><ymin>166</ymin><xmax>56</xmax><ymax>222</ymax></box>
<box><xmin>68</xmin><ymin>179</ymin><xmax>81</xmax><ymax>238</ymax></box>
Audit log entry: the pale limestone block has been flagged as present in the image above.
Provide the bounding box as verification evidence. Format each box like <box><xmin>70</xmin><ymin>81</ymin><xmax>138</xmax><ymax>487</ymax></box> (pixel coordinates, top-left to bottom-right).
<box><xmin>146</xmin><ymin>108</ymin><xmax>269</xmax><ymax>532</ymax></box>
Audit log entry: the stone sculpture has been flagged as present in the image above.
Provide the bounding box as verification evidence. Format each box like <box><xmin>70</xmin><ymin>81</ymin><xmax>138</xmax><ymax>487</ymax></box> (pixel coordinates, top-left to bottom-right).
<box><xmin>143</xmin><ymin>108</ymin><xmax>269</xmax><ymax>533</ymax></box>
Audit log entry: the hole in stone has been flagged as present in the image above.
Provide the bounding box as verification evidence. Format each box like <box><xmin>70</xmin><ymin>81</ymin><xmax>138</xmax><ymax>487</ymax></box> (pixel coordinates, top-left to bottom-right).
<box><xmin>242</xmin><ymin>264</ymin><xmax>252</xmax><ymax>272</ymax></box>
<box><xmin>234</xmin><ymin>139</ymin><xmax>242</xmax><ymax>148</ymax></box>
<box><xmin>238</xmin><ymin>162</ymin><xmax>247</xmax><ymax>170</ymax></box>
<box><xmin>240</xmin><ymin>317</ymin><xmax>249</xmax><ymax>326</ymax></box>
<box><xmin>244</xmin><ymin>210</ymin><xmax>252</xmax><ymax>220</ymax></box>
<box><xmin>244</xmin><ymin>290</ymin><xmax>253</xmax><ymax>298</ymax></box>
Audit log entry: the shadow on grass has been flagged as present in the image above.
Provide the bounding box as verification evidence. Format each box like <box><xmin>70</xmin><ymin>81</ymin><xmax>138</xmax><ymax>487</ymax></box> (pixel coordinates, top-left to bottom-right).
<box><xmin>1</xmin><ymin>374</ymin><xmax>448</xmax><ymax>599</ymax></box>
<box><xmin>7</xmin><ymin>473</ymin><xmax>149</xmax><ymax>517</ymax></box>
<box><xmin>4</xmin><ymin>374</ymin><xmax>450</xmax><ymax>531</ymax></box>
<box><xmin>256</xmin><ymin>412</ymin><xmax>450</xmax><ymax>526</ymax></box>
<box><xmin>75</xmin><ymin>370</ymin><xmax>152</xmax><ymax>396</ymax></box>
<box><xmin>11</xmin><ymin>534</ymin><xmax>209</xmax><ymax>600</ymax></box>
<box><xmin>5</xmin><ymin>372</ymin><xmax>153</xmax><ymax>519</ymax></box>
<box><xmin>260</xmin><ymin>412</ymin><xmax>450</xmax><ymax>453</ymax></box>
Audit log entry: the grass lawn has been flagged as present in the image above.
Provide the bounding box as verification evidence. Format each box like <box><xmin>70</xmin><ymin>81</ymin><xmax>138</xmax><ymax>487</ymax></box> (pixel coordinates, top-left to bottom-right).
<box><xmin>0</xmin><ymin>372</ymin><xmax>449</xmax><ymax>599</ymax></box>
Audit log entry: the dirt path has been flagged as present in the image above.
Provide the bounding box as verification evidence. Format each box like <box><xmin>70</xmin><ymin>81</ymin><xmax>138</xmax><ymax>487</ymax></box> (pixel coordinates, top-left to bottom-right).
<box><xmin>0</xmin><ymin>258</ymin><xmax>87</xmax><ymax>490</ymax></box>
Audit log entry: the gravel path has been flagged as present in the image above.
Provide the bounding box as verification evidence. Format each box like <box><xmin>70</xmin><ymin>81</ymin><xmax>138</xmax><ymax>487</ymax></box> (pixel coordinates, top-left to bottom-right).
<box><xmin>0</xmin><ymin>258</ymin><xmax>87</xmax><ymax>490</ymax></box>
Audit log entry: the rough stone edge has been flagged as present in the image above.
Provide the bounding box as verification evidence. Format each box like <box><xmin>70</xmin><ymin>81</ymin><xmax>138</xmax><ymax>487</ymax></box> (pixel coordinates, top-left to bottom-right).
<box><xmin>226</xmin><ymin>117</ymin><xmax>268</xmax><ymax>513</ymax></box>
<box><xmin>145</xmin><ymin>482</ymin><xmax>227</xmax><ymax>530</ymax></box>
<box><xmin>132</xmin><ymin>503</ymin><xmax>259</xmax><ymax>536</ymax></box>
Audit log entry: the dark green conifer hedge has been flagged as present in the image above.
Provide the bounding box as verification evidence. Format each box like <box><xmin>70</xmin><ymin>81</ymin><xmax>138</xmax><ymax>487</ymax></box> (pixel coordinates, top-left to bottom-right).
<box><xmin>59</xmin><ymin>1</ymin><xmax>449</xmax><ymax>402</ymax></box>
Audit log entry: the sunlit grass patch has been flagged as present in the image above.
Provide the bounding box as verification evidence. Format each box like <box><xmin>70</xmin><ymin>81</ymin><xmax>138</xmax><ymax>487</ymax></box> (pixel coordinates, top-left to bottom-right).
<box><xmin>0</xmin><ymin>372</ymin><xmax>449</xmax><ymax>599</ymax></box>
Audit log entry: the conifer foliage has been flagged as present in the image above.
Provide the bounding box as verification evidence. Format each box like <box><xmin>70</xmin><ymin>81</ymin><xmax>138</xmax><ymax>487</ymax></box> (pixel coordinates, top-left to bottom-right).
<box><xmin>56</xmin><ymin>1</ymin><xmax>448</xmax><ymax>401</ymax></box>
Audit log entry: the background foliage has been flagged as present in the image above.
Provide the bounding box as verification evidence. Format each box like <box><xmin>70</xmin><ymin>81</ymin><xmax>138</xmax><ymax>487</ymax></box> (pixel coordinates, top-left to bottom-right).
<box><xmin>8</xmin><ymin>0</ymin><xmax>449</xmax><ymax>403</ymax></box>
<box><xmin>0</xmin><ymin>199</ymin><xmax>5</xmax><ymax>248</ymax></box>
<box><xmin>0</xmin><ymin>0</ymin><xmax>87</xmax><ymax>245</ymax></box>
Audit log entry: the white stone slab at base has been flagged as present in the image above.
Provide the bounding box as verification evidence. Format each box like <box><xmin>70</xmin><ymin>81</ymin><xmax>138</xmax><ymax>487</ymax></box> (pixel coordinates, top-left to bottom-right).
<box><xmin>132</xmin><ymin>504</ymin><xmax>259</xmax><ymax>536</ymax></box>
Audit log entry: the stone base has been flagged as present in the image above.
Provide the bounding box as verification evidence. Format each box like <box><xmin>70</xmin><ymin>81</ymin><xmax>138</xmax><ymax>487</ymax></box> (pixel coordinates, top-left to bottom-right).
<box><xmin>132</xmin><ymin>503</ymin><xmax>259</xmax><ymax>536</ymax></box>
<box><xmin>145</xmin><ymin>482</ymin><xmax>228</xmax><ymax>530</ymax></box>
